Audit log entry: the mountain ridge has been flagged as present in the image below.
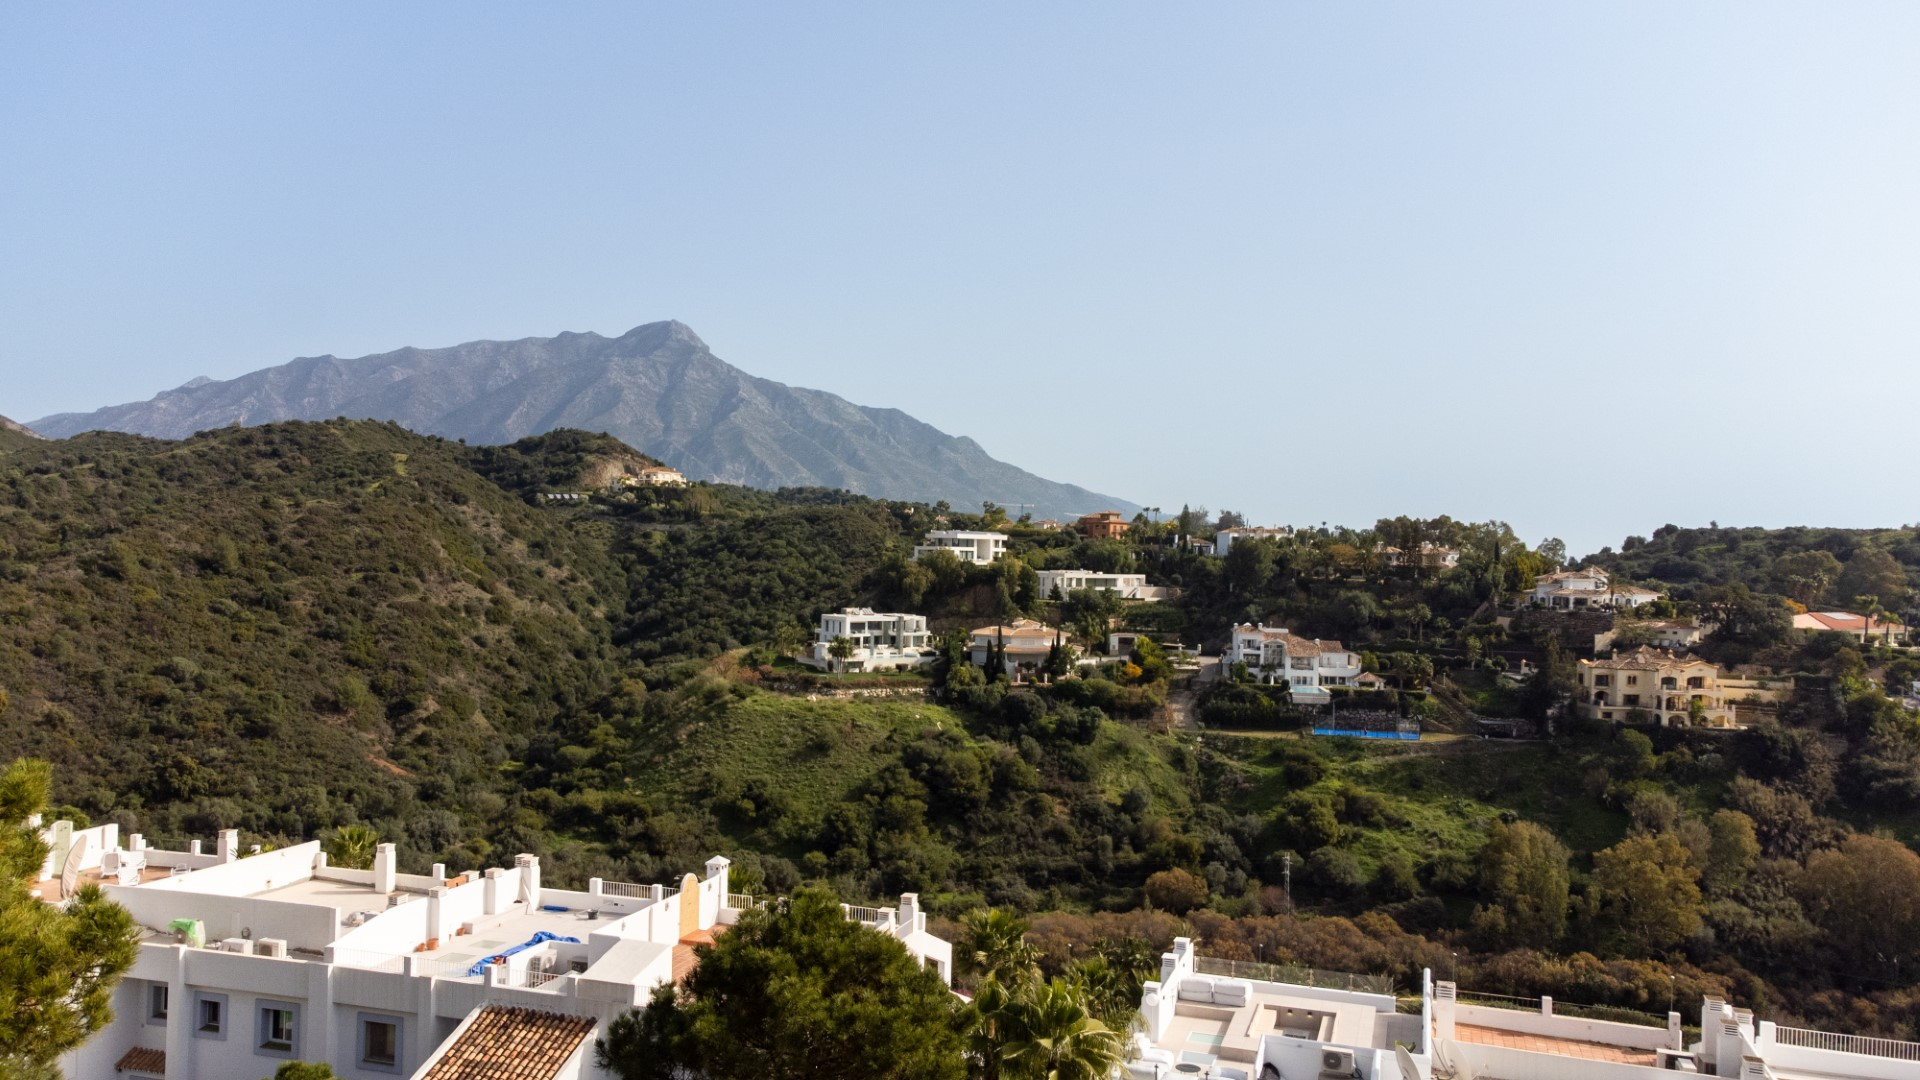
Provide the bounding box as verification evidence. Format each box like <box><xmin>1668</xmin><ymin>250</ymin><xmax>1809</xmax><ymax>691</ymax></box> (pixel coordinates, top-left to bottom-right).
<box><xmin>32</xmin><ymin>322</ymin><xmax>1136</xmax><ymax>520</ymax></box>
<box><xmin>0</xmin><ymin>414</ymin><xmax>45</xmax><ymax>450</ymax></box>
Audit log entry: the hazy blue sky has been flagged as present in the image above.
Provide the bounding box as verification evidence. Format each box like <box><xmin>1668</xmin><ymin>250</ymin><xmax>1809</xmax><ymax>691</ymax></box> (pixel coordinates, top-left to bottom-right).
<box><xmin>4</xmin><ymin>4</ymin><xmax>1917</xmax><ymax>555</ymax></box>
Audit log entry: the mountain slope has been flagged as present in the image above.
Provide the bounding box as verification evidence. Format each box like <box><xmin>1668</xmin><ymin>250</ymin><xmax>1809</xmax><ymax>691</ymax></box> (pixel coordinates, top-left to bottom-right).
<box><xmin>0</xmin><ymin>421</ymin><xmax>628</xmax><ymax>870</ymax></box>
<box><xmin>0</xmin><ymin>414</ymin><xmax>44</xmax><ymax>451</ymax></box>
<box><xmin>31</xmin><ymin>322</ymin><xmax>1137</xmax><ymax>520</ymax></box>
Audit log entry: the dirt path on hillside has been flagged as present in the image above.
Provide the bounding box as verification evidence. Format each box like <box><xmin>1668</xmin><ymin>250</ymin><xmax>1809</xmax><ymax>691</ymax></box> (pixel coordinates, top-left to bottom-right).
<box><xmin>1164</xmin><ymin>655</ymin><xmax>1220</xmax><ymax>730</ymax></box>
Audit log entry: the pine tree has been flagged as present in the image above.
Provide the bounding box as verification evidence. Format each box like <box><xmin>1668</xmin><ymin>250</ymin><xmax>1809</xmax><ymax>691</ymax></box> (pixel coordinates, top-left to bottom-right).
<box><xmin>1</xmin><ymin>759</ymin><xmax>140</xmax><ymax>1075</ymax></box>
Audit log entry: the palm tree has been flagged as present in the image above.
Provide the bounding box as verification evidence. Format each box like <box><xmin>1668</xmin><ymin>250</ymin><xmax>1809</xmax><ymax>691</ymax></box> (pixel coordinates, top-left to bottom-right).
<box><xmin>827</xmin><ymin>634</ymin><xmax>856</xmax><ymax>674</ymax></box>
<box><xmin>957</xmin><ymin>908</ymin><xmax>1041</xmax><ymax>988</ymax></box>
<box><xmin>1065</xmin><ymin>956</ymin><xmax>1144</xmax><ymax>1034</ymax></box>
<box><xmin>1001</xmin><ymin>979</ymin><xmax>1126</xmax><ymax>1080</ymax></box>
<box><xmin>964</xmin><ymin>975</ymin><xmax>1017</xmax><ymax>1080</ymax></box>
<box><xmin>324</xmin><ymin>824</ymin><xmax>379</xmax><ymax>871</ymax></box>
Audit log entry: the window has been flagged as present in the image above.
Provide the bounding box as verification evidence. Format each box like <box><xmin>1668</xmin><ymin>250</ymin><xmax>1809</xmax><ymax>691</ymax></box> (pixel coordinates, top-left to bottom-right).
<box><xmin>147</xmin><ymin>984</ymin><xmax>169</xmax><ymax>1024</ymax></box>
<box><xmin>194</xmin><ymin>994</ymin><xmax>227</xmax><ymax>1039</ymax></box>
<box><xmin>1624</xmin><ymin>694</ymin><xmax>1640</xmax><ymax>707</ymax></box>
<box><xmin>1594</xmin><ymin>675</ymin><xmax>1611</xmax><ymax>687</ymax></box>
<box><xmin>257</xmin><ymin>1002</ymin><xmax>298</xmax><ymax>1057</ymax></box>
<box><xmin>1626</xmin><ymin>675</ymin><xmax>1639</xmax><ymax>686</ymax></box>
<box><xmin>359</xmin><ymin>1014</ymin><xmax>402</xmax><ymax>1072</ymax></box>
<box><xmin>1603</xmin><ymin>711</ymin><xmax>1615</xmax><ymax>720</ymax></box>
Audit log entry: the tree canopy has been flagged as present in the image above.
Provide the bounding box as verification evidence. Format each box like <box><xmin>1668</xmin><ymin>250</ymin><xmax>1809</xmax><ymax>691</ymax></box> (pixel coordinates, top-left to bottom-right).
<box><xmin>596</xmin><ymin>887</ymin><xmax>966</xmax><ymax>1080</ymax></box>
<box><xmin>0</xmin><ymin>759</ymin><xmax>139</xmax><ymax>1076</ymax></box>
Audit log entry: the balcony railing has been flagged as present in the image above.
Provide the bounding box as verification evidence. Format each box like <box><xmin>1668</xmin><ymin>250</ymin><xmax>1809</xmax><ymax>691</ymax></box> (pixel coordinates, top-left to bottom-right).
<box><xmin>327</xmin><ymin>948</ymin><xmax>407</xmax><ymax>974</ymax></box>
<box><xmin>726</xmin><ymin>893</ymin><xmax>758</xmax><ymax>910</ymax></box>
<box><xmin>524</xmin><ymin>966</ymin><xmax>568</xmax><ymax>990</ymax></box>
<box><xmin>1459</xmin><ymin>988</ymin><xmax>1667</xmax><ymax>1028</ymax></box>
<box><xmin>842</xmin><ymin>905</ymin><xmax>897</xmax><ymax>930</ymax></box>
<box><xmin>599</xmin><ymin>881</ymin><xmax>652</xmax><ymax>899</ymax></box>
<box><xmin>1773</xmin><ymin>1026</ymin><xmax>1920</xmax><ymax>1061</ymax></box>
<box><xmin>1192</xmin><ymin>957</ymin><xmax>1394</xmax><ymax>995</ymax></box>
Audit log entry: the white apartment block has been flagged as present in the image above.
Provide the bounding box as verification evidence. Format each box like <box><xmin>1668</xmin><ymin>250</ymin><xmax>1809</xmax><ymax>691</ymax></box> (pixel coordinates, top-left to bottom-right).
<box><xmin>803</xmin><ymin>608</ymin><xmax>934</xmax><ymax>672</ymax></box>
<box><xmin>41</xmin><ymin>823</ymin><xmax>949</xmax><ymax>1080</ymax></box>
<box><xmin>1132</xmin><ymin>936</ymin><xmax>1916</xmax><ymax>1080</ymax></box>
<box><xmin>1224</xmin><ymin>624</ymin><xmax>1362</xmax><ymax>707</ymax></box>
<box><xmin>1036</xmin><ymin>569</ymin><xmax>1167</xmax><ymax>601</ymax></box>
<box><xmin>911</xmin><ymin>530</ymin><xmax>1008</xmax><ymax>564</ymax></box>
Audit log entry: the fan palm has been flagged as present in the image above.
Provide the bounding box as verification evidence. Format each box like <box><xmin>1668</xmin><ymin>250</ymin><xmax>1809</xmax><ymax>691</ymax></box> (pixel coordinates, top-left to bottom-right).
<box><xmin>958</xmin><ymin>908</ymin><xmax>1041</xmax><ymax>987</ymax></box>
<box><xmin>1001</xmin><ymin>979</ymin><xmax>1126</xmax><ymax>1080</ymax></box>
<box><xmin>324</xmin><ymin>824</ymin><xmax>379</xmax><ymax>871</ymax></box>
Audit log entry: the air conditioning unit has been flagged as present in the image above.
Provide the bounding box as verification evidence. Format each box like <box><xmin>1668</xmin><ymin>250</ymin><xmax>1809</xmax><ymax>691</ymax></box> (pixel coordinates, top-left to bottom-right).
<box><xmin>1317</xmin><ymin>1047</ymin><xmax>1357</xmax><ymax>1079</ymax></box>
<box><xmin>257</xmin><ymin>938</ymin><xmax>288</xmax><ymax>959</ymax></box>
<box><xmin>222</xmin><ymin>938</ymin><xmax>254</xmax><ymax>955</ymax></box>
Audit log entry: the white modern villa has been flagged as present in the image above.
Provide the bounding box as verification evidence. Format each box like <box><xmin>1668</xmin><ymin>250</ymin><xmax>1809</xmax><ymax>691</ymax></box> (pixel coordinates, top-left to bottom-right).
<box><xmin>1224</xmin><ymin>624</ymin><xmax>1363</xmax><ymax>707</ymax></box>
<box><xmin>802</xmin><ymin>607</ymin><xmax>936</xmax><ymax>671</ymax></box>
<box><xmin>38</xmin><ymin>822</ymin><xmax>949</xmax><ymax>1080</ymax></box>
<box><xmin>1036</xmin><ymin>569</ymin><xmax>1168</xmax><ymax>601</ymax></box>
<box><xmin>1132</xmin><ymin>936</ymin><xmax>1917</xmax><ymax>1080</ymax></box>
<box><xmin>912</xmin><ymin>530</ymin><xmax>1008</xmax><ymax>564</ymax></box>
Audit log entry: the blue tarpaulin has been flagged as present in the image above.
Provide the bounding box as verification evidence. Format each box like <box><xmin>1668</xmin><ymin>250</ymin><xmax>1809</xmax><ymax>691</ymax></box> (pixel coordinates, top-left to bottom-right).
<box><xmin>464</xmin><ymin>931</ymin><xmax>581</xmax><ymax>977</ymax></box>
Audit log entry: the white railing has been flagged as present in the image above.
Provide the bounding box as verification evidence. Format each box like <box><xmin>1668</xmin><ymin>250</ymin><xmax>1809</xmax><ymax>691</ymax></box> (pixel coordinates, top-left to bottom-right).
<box><xmin>524</xmin><ymin>966</ymin><xmax>567</xmax><ymax>990</ymax></box>
<box><xmin>415</xmin><ymin>955</ymin><xmax>480</xmax><ymax>980</ymax></box>
<box><xmin>327</xmin><ymin>948</ymin><xmax>406</xmax><ymax>974</ymax></box>
<box><xmin>842</xmin><ymin>905</ymin><xmax>896</xmax><ymax>930</ymax></box>
<box><xmin>726</xmin><ymin>893</ymin><xmax>757</xmax><ymax>910</ymax></box>
<box><xmin>1193</xmin><ymin>956</ymin><xmax>1394</xmax><ymax>995</ymax></box>
<box><xmin>599</xmin><ymin>880</ymin><xmax>652</xmax><ymax>899</ymax></box>
<box><xmin>1773</xmin><ymin>1026</ymin><xmax>1920</xmax><ymax>1061</ymax></box>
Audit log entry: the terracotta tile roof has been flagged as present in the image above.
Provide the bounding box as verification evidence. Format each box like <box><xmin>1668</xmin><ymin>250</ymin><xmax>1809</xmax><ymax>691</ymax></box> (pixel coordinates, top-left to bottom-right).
<box><xmin>1794</xmin><ymin>611</ymin><xmax>1906</xmax><ymax>633</ymax></box>
<box><xmin>1230</xmin><ymin>624</ymin><xmax>1348</xmax><ymax>656</ymax></box>
<box><xmin>969</xmin><ymin>619</ymin><xmax>1061</xmax><ymax>649</ymax></box>
<box><xmin>1584</xmin><ymin>646</ymin><xmax>1713</xmax><ymax>671</ymax></box>
<box><xmin>1456</xmin><ymin>1023</ymin><xmax>1655</xmax><ymax>1066</ymax></box>
<box><xmin>420</xmin><ymin>1006</ymin><xmax>596</xmax><ymax>1080</ymax></box>
<box><xmin>673</xmin><ymin>925</ymin><xmax>724</xmax><ymax>983</ymax></box>
<box><xmin>115</xmin><ymin>1047</ymin><xmax>166</xmax><ymax>1075</ymax></box>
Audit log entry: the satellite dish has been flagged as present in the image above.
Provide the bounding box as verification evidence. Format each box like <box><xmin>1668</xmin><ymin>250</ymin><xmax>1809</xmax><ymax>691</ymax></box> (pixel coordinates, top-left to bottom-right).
<box><xmin>59</xmin><ymin>832</ymin><xmax>90</xmax><ymax>901</ymax></box>
<box><xmin>1396</xmin><ymin>1045</ymin><xmax>1421</xmax><ymax>1080</ymax></box>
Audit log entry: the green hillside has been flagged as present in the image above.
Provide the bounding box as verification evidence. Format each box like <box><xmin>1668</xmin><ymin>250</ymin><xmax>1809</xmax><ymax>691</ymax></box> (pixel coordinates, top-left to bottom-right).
<box><xmin>4</xmin><ymin>427</ymin><xmax>1920</xmax><ymax>1035</ymax></box>
<box><xmin>0</xmin><ymin>421</ymin><xmax>627</xmax><ymax>870</ymax></box>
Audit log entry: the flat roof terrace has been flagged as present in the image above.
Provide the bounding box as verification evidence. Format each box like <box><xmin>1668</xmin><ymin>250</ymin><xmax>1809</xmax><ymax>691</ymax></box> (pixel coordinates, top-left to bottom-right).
<box><xmin>256</xmin><ymin>875</ymin><xmax>411</xmax><ymax>918</ymax></box>
<box><xmin>1153</xmin><ymin>984</ymin><xmax>1383</xmax><ymax>1068</ymax></box>
<box><xmin>1455</xmin><ymin>1023</ymin><xmax>1658</xmax><ymax>1066</ymax></box>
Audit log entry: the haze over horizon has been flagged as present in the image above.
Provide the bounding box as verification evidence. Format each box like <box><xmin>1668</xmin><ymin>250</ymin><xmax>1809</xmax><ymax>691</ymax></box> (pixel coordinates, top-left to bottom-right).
<box><xmin>5</xmin><ymin>3</ymin><xmax>1917</xmax><ymax>556</ymax></box>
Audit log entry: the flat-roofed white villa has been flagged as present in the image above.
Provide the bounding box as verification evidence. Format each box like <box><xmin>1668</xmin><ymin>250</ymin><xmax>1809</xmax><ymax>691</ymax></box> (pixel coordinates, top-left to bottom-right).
<box><xmin>1036</xmin><ymin>569</ymin><xmax>1171</xmax><ymax>601</ymax></box>
<box><xmin>39</xmin><ymin>822</ymin><xmax>949</xmax><ymax>1080</ymax></box>
<box><xmin>912</xmin><ymin>530</ymin><xmax>1008</xmax><ymax>564</ymax></box>
<box><xmin>1130</xmin><ymin>936</ymin><xmax>1918</xmax><ymax>1080</ymax></box>
<box><xmin>802</xmin><ymin>607</ymin><xmax>936</xmax><ymax>672</ymax></box>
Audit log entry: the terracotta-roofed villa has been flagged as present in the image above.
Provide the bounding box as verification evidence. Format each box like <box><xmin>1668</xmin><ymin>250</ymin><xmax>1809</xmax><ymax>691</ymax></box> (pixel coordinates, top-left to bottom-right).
<box><xmin>1792</xmin><ymin>609</ymin><xmax>1908</xmax><ymax>644</ymax></box>
<box><xmin>1579</xmin><ymin>646</ymin><xmax>1737</xmax><ymax>728</ymax></box>
<box><xmin>1223</xmin><ymin>625</ymin><xmax>1363</xmax><ymax>706</ymax></box>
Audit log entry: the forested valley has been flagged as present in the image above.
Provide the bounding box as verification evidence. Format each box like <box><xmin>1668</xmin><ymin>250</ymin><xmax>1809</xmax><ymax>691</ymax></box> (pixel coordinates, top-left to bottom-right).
<box><xmin>3</xmin><ymin>421</ymin><xmax>1920</xmax><ymax>1038</ymax></box>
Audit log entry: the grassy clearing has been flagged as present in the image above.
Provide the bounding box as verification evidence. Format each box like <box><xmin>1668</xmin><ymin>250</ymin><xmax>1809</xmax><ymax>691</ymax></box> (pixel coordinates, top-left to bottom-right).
<box><xmin>637</xmin><ymin>693</ymin><xmax>972</xmax><ymax>826</ymax></box>
<box><xmin>1208</xmin><ymin>735</ymin><xmax>1637</xmax><ymax>883</ymax></box>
